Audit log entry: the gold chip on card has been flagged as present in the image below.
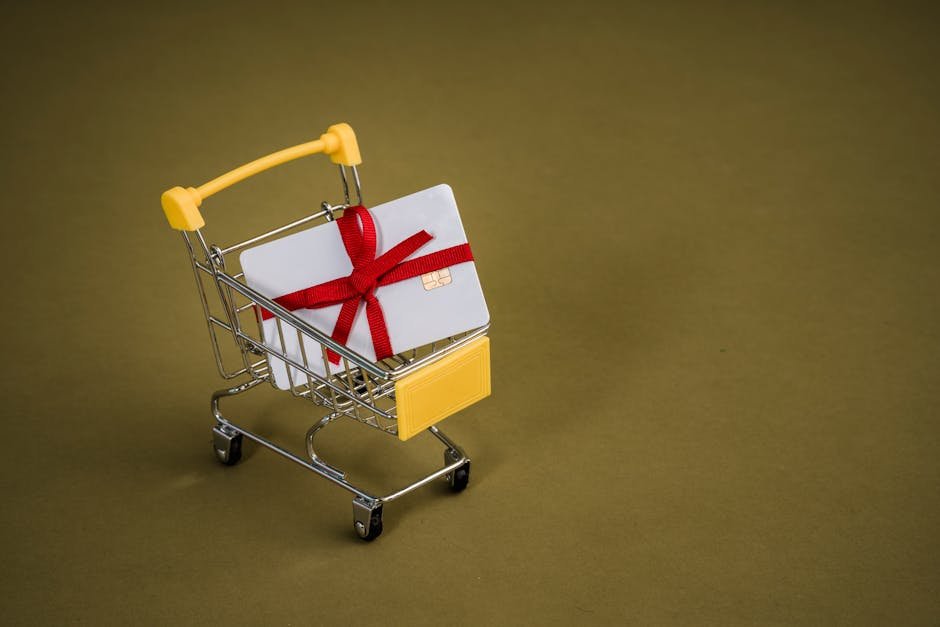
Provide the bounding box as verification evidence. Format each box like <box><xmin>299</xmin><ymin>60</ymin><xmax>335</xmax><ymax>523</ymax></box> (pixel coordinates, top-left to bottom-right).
<box><xmin>421</xmin><ymin>268</ymin><xmax>452</xmax><ymax>290</ymax></box>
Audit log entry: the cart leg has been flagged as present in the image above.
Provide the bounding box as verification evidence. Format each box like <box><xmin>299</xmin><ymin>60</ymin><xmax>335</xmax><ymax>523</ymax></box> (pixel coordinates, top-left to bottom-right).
<box><xmin>352</xmin><ymin>497</ymin><xmax>383</xmax><ymax>541</ymax></box>
<box><xmin>305</xmin><ymin>415</ymin><xmax>347</xmax><ymax>481</ymax></box>
<box><xmin>210</xmin><ymin>378</ymin><xmax>265</xmax><ymax>465</ymax></box>
<box><xmin>213</xmin><ymin>424</ymin><xmax>243</xmax><ymax>466</ymax></box>
<box><xmin>443</xmin><ymin>447</ymin><xmax>470</xmax><ymax>492</ymax></box>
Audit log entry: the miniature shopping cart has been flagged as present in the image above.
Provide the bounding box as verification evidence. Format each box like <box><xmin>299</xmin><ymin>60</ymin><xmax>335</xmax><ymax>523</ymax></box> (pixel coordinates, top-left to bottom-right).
<box><xmin>161</xmin><ymin>123</ymin><xmax>490</xmax><ymax>541</ymax></box>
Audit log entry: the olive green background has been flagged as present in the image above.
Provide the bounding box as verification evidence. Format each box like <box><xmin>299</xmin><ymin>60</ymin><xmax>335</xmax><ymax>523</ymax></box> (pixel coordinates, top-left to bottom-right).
<box><xmin>1</xmin><ymin>1</ymin><xmax>938</xmax><ymax>624</ymax></box>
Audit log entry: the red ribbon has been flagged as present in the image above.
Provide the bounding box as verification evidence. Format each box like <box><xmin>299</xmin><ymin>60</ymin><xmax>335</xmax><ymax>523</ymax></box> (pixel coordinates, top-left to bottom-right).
<box><xmin>259</xmin><ymin>205</ymin><xmax>474</xmax><ymax>365</ymax></box>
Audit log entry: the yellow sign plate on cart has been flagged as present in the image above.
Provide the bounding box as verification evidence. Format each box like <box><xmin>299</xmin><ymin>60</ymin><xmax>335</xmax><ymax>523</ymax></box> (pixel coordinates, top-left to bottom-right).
<box><xmin>395</xmin><ymin>337</ymin><xmax>490</xmax><ymax>441</ymax></box>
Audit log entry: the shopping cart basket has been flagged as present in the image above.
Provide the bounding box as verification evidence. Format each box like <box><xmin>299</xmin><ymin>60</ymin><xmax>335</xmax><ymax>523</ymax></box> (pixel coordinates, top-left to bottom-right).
<box><xmin>161</xmin><ymin>123</ymin><xmax>490</xmax><ymax>540</ymax></box>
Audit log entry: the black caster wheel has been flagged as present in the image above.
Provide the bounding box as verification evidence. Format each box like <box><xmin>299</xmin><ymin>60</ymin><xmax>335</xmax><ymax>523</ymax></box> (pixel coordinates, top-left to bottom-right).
<box><xmin>354</xmin><ymin>503</ymin><xmax>383</xmax><ymax>541</ymax></box>
<box><xmin>213</xmin><ymin>426</ymin><xmax>243</xmax><ymax>466</ymax></box>
<box><xmin>443</xmin><ymin>448</ymin><xmax>470</xmax><ymax>492</ymax></box>
<box><xmin>448</xmin><ymin>461</ymin><xmax>470</xmax><ymax>492</ymax></box>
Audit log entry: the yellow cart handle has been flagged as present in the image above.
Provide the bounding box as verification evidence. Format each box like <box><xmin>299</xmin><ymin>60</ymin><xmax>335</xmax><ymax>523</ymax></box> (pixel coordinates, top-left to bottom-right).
<box><xmin>161</xmin><ymin>122</ymin><xmax>361</xmax><ymax>231</ymax></box>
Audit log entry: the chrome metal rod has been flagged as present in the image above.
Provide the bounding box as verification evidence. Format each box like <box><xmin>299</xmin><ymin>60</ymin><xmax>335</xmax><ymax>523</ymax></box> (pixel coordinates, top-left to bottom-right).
<box><xmin>209</xmin><ymin>380</ymin><xmax>473</xmax><ymax>509</ymax></box>
<box><xmin>211</xmin><ymin>381</ymin><xmax>374</xmax><ymax>501</ymax></box>
<box><xmin>351</xmin><ymin>165</ymin><xmax>363</xmax><ymax>205</ymax></box>
<box><xmin>428</xmin><ymin>425</ymin><xmax>465</xmax><ymax>455</ymax></box>
<box><xmin>338</xmin><ymin>165</ymin><xmax>351</xmax><ymax>205</ymax></box>
<box><xmin>234</xmin><ymin>331</ymin><xmax>395</xmax><ymax>419</ymax></box>
<box><xmin>218</xmin><ymin>208</ymin><xmax>334</xmax><ymax>256</ymax></box>
<box><xmin>379</xmin><ymin>456</ymin><xmax>467</xmax><ymax>503</ymax></box>
<box><xmin>305</xmin><ymin>415</ymin><xmax>347</xmax><ymax>480</ymax></box>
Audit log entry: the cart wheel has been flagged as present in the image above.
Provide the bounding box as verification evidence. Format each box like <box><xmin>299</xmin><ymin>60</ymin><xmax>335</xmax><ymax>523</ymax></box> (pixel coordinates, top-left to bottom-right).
<box><xmin>353</xmin><ymin>502</ymin><xmax>383</xmax><ymax>541</ymax></box>
<box><xmin>212</xmin><ymin>426</ymin><xmax>242</xmax><ymax>466</ymax></box>
<box><xmin>448</xmin><ymin>461</ymin><xmax>471</xmax><ymax>492</ymax></box>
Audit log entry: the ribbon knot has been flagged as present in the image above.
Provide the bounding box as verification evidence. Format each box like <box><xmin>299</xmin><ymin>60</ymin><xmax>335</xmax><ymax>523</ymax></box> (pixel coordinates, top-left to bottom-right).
<box><xmin>348</xmin><ymin>267</ymin><xmax>377</xmax><ymax>296</ymax></box>
<box><xmin>260</xmin><ymin>204</ymin><xmax>476</xmax><ymax>367</ymax></box>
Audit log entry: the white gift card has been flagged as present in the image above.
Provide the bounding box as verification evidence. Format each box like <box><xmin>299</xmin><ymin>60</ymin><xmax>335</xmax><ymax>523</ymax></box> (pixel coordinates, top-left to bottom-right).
<box><xmin>240</xmin><ymin>184</ymin><xmax>490</xmax><ymax>389</ymax></box>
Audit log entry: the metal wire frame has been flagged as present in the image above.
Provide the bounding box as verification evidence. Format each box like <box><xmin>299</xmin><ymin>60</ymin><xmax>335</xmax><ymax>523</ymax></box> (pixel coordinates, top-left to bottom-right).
<box><xmin>180</xmin><ymin>165</ymin><xmax>489</xmax><ymax>437</ymax></box>
<box><xmin>174</xmin><ymin>160</ymin><xmax>485</xmax><ymax>539</ymax></box>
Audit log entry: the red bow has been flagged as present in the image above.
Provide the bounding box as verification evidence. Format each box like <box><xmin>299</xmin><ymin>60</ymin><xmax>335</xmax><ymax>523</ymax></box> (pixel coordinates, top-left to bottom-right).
<box><xmin>260</xmin><ymin>205</ymin><xmax>474</xmax><ymax>365</ymax></box>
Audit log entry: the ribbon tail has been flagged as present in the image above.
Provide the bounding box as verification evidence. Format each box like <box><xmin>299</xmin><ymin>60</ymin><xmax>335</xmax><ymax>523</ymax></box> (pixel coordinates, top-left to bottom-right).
<box><xmin>327</xmin><ymin>297</ymin><xmax>361</xmax><ymax>365</ymax></box>
<box><xmin>378</xmin><ymin>243</ymin><xmax>475</xmax><ymax>285</ymax></box>
<box><xmin>363</xmin><ymin>294</ymin><xmax>393</xmax><ymax>361</ymax></box>
<box><xmin>260</xmin><ymin>276</ymin><xmax>358</xmax><ymax>320</ymax></box>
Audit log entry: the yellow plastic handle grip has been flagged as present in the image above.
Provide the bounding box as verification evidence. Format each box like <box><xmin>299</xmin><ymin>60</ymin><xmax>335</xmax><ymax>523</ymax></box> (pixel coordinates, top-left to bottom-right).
<box><xmin>161</xmin><ymin>122</ymin><xmax>361</xmax><ymax>231</ymax></box>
